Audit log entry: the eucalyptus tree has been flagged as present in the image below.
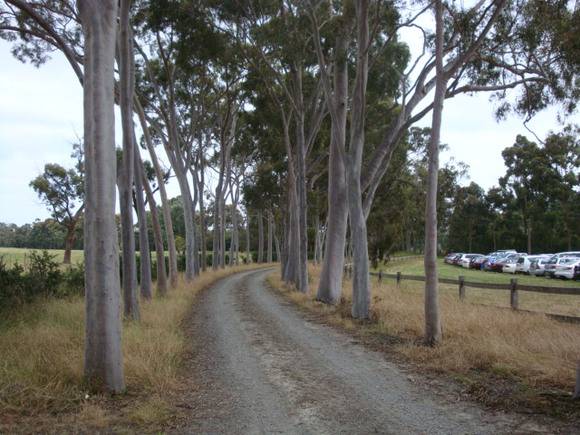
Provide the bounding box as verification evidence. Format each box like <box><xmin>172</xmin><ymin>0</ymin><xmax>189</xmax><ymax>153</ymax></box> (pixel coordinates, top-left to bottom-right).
<box><xmin>29</xmin><ymin>144</ymin><xmax>84</xmax><ymax>264</ymax></box>
<box><xmin>133</xmin><ymin>140</ymin><xmax>153</xmax><ymax>300</ymax></box>
<box><xmin>307</xmin><ymin>0</ymin><xmax>578</xmax><ymax>320</ymax></box>
<box><xmin>78</xmin><ymin>0</ymin><xmax>124</xmax><ymax>393</ymax></box>
<box><xmin>134</xmin><ymin>99</ymin><xmax>179</xmax><ymax>287</ymax></box>
<box><xmin>135</xmin><ymin>37</ymin><xmax>200</xmax><ymax>281</ymax></box>
<box><xmin>214</xmin><ymin>0</ymin><xmax>328</xmax><ymax>292</ymax></box>
<box><xmin>117</xmin><ymin>0</ymin><xmax>139</xmax><ymax>320</ymax></box>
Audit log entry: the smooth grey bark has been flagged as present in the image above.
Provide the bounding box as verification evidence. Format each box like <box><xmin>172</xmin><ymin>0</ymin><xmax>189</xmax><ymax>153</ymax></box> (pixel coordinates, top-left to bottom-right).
<box><xmin>133</xmin><ymin>142</ymin><xmax>152</xmax><ymax>300</ymax></box>
<box><xmin>292</xmin><ymin>70</ymin><xmax>309</xmax><ymax>293</ymax></box>
<box><xmin>281</xmin><ymin>111</ymin><xmax>301</xmax><ymax>287</ymax></box>
<box><xmin>245</xmin><ymin>212</ymin><xmax>251</xmax><ymax>263</ymax></box>
<box><xmin>213</xmin><ymin>109</ymin><xmax>237</xmax><ymax>270</ymax></box>
<box><xmin>313</xmin><ymin>28</ymin><xmax>349</xmax><ymax>304</ymax></box>
<box><xmin>274</xmin><ymin>232</ymin><xmax>281</xmax><ymax>264</ymax></box>
<box><xmin>257</xmin><ymin>210</ymin><xmax>264</xmax><ymax>263</ymax></box>
<box><xmin>171</xmin><ymin>156</ymin><xmax>197</xmax><ymax>281</ymax></box>
<box><xmin>229</xmin><ymin>178</ymin><xmax>241</xmax><ymax>266</ymax></box>
<box><xmin>194</xmin><ymin>151</ymin><xmax>207</xmax><ymax>271</ymax></box>
<box><xmin>118</xmin><ymin>0</ymin><xmax>139</xmax><ymax>320</ymax></box>
<box><xmin>267</xmin><ymin>211</ymin><xmax>273</xmax><ymax>263</ymax></box>
<box><xmin>139</xmin><ymin>150</ymin><xmax>167</xmax><ymax>296</ymax></box>
<box><xmin>79</xmin><ymin>0</ymin><xmax>124</xmax><ymax>393</ymax></box>
<box><xmin>347</xmin><ymin>0</ymin><xmax>371</xmax><ymax>319</ymax></box>
<box><xmin>135</xmin><ymin>101</ymin><xmax>178</xmax><ymax>288</ymax></box>
<box><xmin>424</xmin><ymin>0</ymin><xmax>447</xmax><ymax>346</ymax></box>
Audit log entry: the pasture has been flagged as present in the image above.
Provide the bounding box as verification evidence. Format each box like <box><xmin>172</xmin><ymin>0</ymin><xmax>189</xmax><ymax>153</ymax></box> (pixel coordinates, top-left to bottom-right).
<box><xmin>373</xmin><ymin>257</ymin><xmax>580</xmax><ymax>317</ymax></box>
<box><xmin>0</xmin><ymin>247</ymin><xmax>84</xmax><ymax>267</ymax></box>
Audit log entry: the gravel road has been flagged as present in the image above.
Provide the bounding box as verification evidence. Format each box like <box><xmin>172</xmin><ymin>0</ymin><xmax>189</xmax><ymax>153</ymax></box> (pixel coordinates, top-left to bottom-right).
<box><xmin>180</xmin><ymin>268</ymin><xmax>552</xmax><ymax>434</ymax></box>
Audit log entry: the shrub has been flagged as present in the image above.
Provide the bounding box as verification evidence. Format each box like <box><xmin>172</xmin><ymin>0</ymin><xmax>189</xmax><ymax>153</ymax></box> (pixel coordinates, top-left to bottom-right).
<box><xmin>0</xmin><ymin>251</ymin><xmax>83</xmax><ymax>310</ymax></box>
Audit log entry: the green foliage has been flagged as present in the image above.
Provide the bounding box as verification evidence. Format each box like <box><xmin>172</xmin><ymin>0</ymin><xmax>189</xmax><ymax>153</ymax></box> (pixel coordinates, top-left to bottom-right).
<box><xmin>0</xmin><ymin>251</ymin><xmax>85</xmax><ymax>310</ymax></box>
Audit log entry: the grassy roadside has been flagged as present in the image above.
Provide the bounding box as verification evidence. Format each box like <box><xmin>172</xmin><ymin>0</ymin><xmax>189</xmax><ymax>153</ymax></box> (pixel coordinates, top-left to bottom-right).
<box><xmin>267</xmin><ymin>265</ymin><xmax>580</xmax><ymax>420</ymax></box>
<box><xmin>0</xmin><ymin>263</ymin><xmax>269</xmax><ymax>433</ymax></box>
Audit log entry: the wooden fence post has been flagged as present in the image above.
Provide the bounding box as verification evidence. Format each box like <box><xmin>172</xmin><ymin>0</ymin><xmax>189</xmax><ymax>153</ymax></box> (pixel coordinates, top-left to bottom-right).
<box><xmin>378</xmin><ymin>270</ymin><xmax>383</xmax><ymax>283</ymax></box>
<box><xmin>396</xmin><ymin>271</ymin><xmax>401</xmax><ymax>288</ymax></box>
<box><xmin>458</xmin><ymin>276</ymin><xmax>465</xmax><ymax>301</ymax></box>
<box><xmin>510</xmin><ymin>278</ymin><xmax>518</xmax><ymax>310</ymax></box>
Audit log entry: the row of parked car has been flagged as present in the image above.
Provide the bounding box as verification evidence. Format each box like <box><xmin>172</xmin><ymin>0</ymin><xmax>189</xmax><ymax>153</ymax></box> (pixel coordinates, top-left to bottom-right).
<box><xmin>444</xmin><ymin>250</ymin><xmax>580</xmax><ymax>280</ymax></box>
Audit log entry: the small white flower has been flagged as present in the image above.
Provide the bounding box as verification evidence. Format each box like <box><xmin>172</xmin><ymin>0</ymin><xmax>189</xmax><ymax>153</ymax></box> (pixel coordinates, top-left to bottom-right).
<box><xmin>85</xmin><ymin>393</ymin><xmax>89</xmax><ymax>399</ymax></box>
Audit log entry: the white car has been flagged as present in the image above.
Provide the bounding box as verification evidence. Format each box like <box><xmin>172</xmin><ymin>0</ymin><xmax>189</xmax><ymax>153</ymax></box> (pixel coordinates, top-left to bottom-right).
<box><xmin>530</xmin><ymin>257</ymin><xmax>552</xmax><ymax>276</ymax></box>
<box><xmin>459</xmin><ymin>253</ymin><xmax>484</xmax><ymax>268</ymax></box>
<box><xmin>515</xmin><ymin>255</ymin><xmax>545</xmax><ymax>274</ymax></box>
<box><xmin>502</xmin><ymin>258</ymin><xmax>518</xmax><ymax>274</ymax></box>
<box><xmin>554</xmin><ymin>258</ymin><xmax>580</xmax><ymax>280</ymax></box>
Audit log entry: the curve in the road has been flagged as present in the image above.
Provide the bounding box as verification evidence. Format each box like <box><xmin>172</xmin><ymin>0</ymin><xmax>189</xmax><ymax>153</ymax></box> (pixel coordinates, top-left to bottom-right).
<box><xmin>180</xmin><ymin>268</ymin><xmax>548</xmax><ymax>435</ymax></box>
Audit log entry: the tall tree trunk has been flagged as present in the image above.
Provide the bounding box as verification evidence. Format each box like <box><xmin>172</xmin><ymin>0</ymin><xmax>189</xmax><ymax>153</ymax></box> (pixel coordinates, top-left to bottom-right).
<box><xmin>314</xmin><ymin>26</ymin><xmax>349</xmax><ymax>304</ymax></box>
<box><xmin>527</xmin><ymin>222</ymin><xmax>532</xmax><ymax>254</ymax></box>
<box><xmin>274</xmin><ymin>233</ymin><xmax>281</xmax><ymax>264</ymax></box>
<box><xmin>348</xmin><ymin>0</ymin><xmax>370</xmax><ymax>319</ymax></box>
<box><xmin>79</xmin><ymin>0</ymin><xmax>125</xmax><ymax>393</ymax></box>
<box><xmin>196</xmin><ymin>160</ymin><xmax>207</xmax><ymax>271</ymax></box>
<box><xmin>135</xmin><ymin>101</ymin><xmax>178</xmax><ymax>288</ymax></box>
<box><xmin>63</xmin><ymin>208</ymin><xmax>83</xmax><ymax>265</ymax></box>
<box><xmin>267</xmin><ymin>211</ymin><xmax>273</xmax><ymax>263</ymax></box>
<box><xmin>258</xmin><ymin>210</ymin><xmax>264</xmax><ymax>263</ymax></box>
<box><xmin>245</xmin><ymin>213</ymin><xmax>251</xmax><ymax>263</ymax></box>
<box><xmin>316</xmin><ymin>109</ymin><xmax>348</xmax><ymax>303</ymax></box>
<box><xmin>118</xmin><ymin>0</ymin><xmax>139</xmax><ymax>321</ymax></box>
<box><xmin>212</xmin><ymin>198</ymin><xmax>220</xmax><ymax>269</ymax></box>
<box><xmin>133</xmin><ymin>143</ymin><xmax>152</xmax><ymax>300</ymax></box>
<box><xmin>219</xmin><ymin>189</ymin><xmax>227</xmax><ymax>269</ymax></box>
<box><xmin>63</xmin><ymin>227</ymin><xmax>75</xmax><ymax>265</ymax></box>
<box><xmin>294</xmin><ymin>98</ymin><xmax>309</xmax><ymax>293</ymax></box>
<box><xmin>171</xmin><ymin>160</ymin><xmax>196</xmax><ymax>281</ymax></box>
<box><xmin>140</xmin><ymin>154</ymin><xmax>167</xmax><ymax>296</ymax></box>
<box><xmin>281</xmin><ymin>112</ymin><xmax>301</xmax><ymax>287</ymax></box>
<box><xmin>424</xmin><ymin>0</ymin><xmax>446</xmax><ymax>346</ymax></box>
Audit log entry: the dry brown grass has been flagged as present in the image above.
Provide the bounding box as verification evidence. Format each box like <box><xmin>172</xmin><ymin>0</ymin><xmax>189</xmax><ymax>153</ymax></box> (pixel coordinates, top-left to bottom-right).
<box><xmin>268</xmin><ymin>265</ymin><xmax>580</xmax><ymax>393</ymax></box>
<box><xmin>0</xmin><ymin>263</ymin><xmax>269</xmax><ymax>431</ymax></box>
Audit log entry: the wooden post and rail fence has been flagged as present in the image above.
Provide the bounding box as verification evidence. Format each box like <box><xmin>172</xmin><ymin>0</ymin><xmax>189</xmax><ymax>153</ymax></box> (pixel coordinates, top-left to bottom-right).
<box><xmin>343</xmin><ymin>264</ymin><xmax>580</xmax><ymax>323</ymax></box>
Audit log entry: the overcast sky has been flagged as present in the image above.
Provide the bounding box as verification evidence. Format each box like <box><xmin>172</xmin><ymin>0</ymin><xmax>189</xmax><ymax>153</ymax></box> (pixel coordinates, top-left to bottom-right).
<box><xmin>0</xmin><ymin>36</ymin><xmax>576</xmax><ymax>225</ymax></box>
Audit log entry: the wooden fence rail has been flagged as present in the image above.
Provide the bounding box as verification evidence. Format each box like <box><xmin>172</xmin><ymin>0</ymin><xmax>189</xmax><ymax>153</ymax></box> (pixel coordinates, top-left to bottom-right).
<box><xmin>342</xmin><ymin>265</ymin><xmax>580</xmax><ymax>320</ymax></box>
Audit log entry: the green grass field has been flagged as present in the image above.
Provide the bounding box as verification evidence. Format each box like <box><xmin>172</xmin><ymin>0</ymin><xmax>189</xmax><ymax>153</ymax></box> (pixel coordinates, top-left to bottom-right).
<box><xmin>0</xmin><ymin>247</ymin><xmax>84</xmax><ymax>266</ymax></box>
<box><xmin>371</xmin><ymin>257</ymin><xmax>580</xmax><ymax>317</ymax></box>
<box><xmin>375</xmin><ymin>257</ymin><xmax>580</xmax><ymax>288</ymax></box>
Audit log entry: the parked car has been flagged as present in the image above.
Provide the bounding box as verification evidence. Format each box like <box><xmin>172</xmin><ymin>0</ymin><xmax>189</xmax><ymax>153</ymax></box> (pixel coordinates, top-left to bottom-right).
<box><xmin>502</xmin><ymin>257</ymin><xmax>519</xmax><ymax>274</ymax></box>
<box><xmin>575</xmin><ymin>263</ymin><xmax>580</xmax><ymax>280</ymax></box>
<box><xmin>544</xmin><ymin>256</ymin><xmax>569</xmax><ymax>278</ymax></box>
<box><xmin>515</xmin><ymin>255</ymin><xmax>547</xmax><ymax>274</ymax></box>
<box><xmin>469</xmin><ymin>255</ymin><xmax>488</xmax><ymax>269</ymax></box>
<box><xmin>458</xmin><ymin>253</ymin><xmax>484</xmax><ymax>268</ymax></box>
<box><xmin>444</xmin><ymin>253</ymin><xmax>458</xmax><ymax>264</ymax></box>
<box><xmin>554</xmin><ymin>258</ymin><xmax>580</xmax><ymax>280</ymax></box>
<box><xmin>482</xmin><ymin>254</ymin><xmax>505</xmax><ymax>271</ymax></box>
<box><xmin>543</xmin><ymin>252</ymin><xmax>580</xmax><ymax>278</ymax></box>
<box><xmin>529</xmin><ymin>257</ymin><xmax>553</xmax><ymax>276</ymax></box>
<box><xmin>450</xmin><ymin>253</ymin><xmax>464</xmax><ymax>266</ymax></box>
<box><xmin>489</xmin><ymin>253</ymin><xmax>514</xmax><ymax>272</ymax></box>
<box><xmin>493</xmin><ymin>253</ymin><xmax>525</xmax><ymax>273</ymax></box>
